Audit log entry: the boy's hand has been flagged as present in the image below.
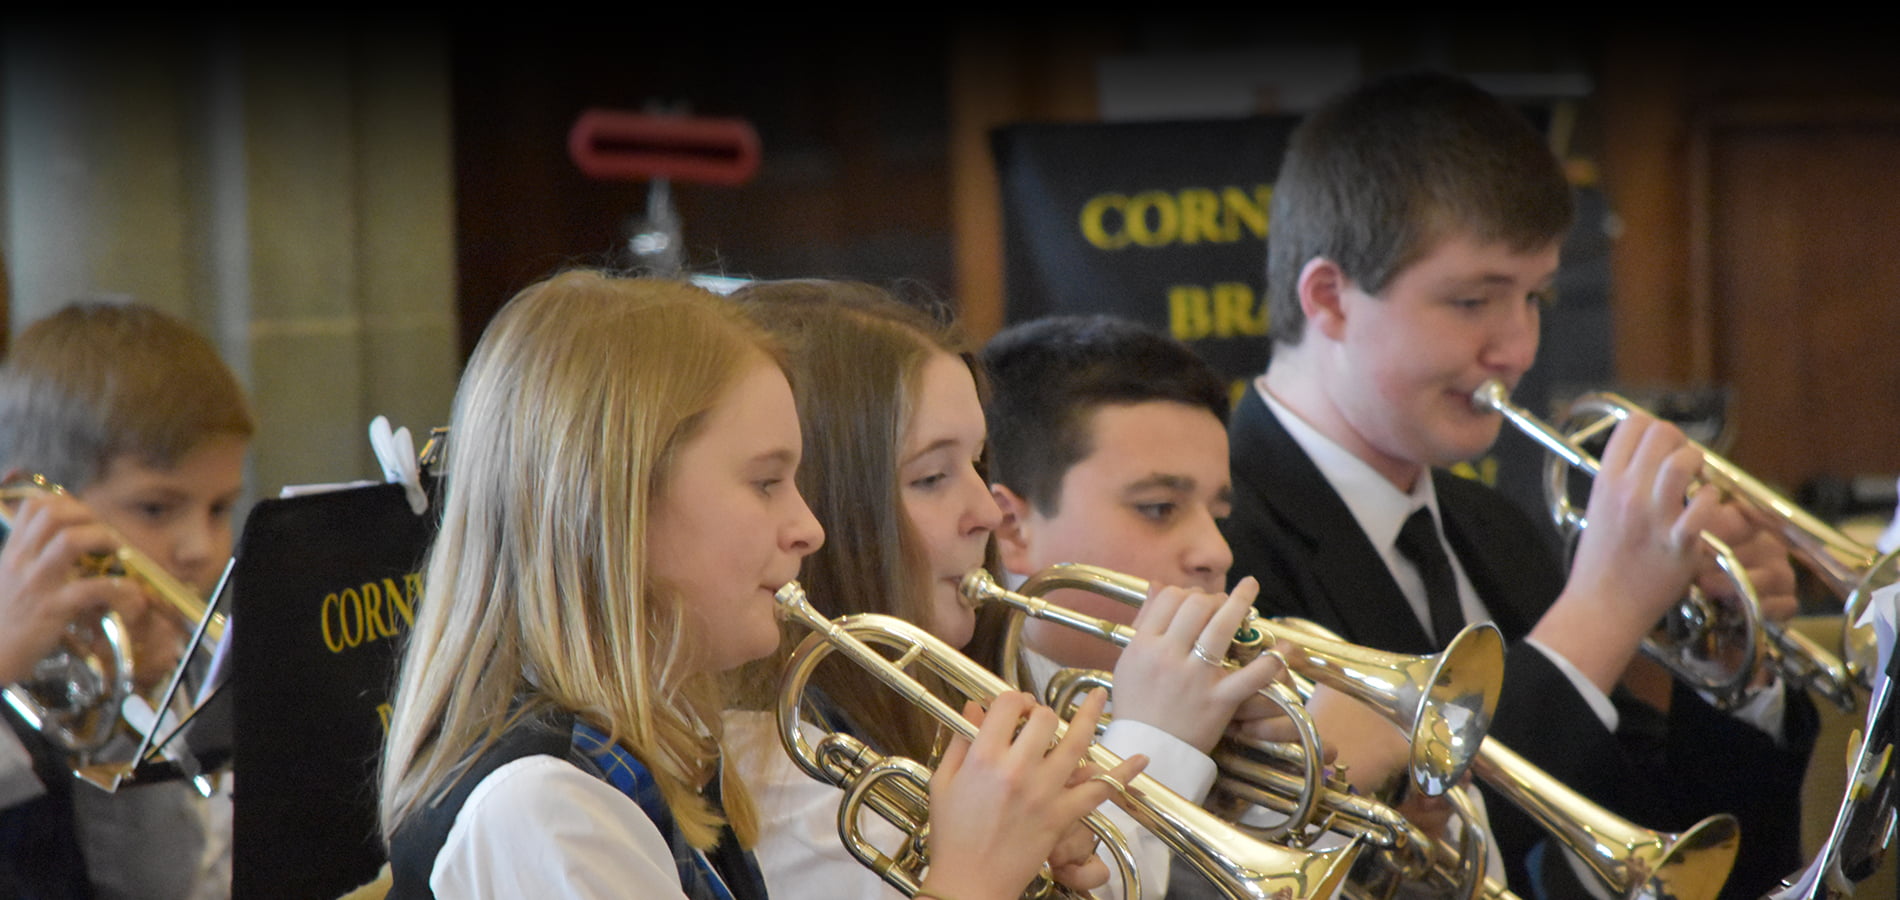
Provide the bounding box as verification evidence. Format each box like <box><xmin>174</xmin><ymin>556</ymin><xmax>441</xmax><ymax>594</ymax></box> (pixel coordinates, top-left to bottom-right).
<box><xmin>0</xmin><ymin>493</ymin><xmax>145</xmax><ymax>685</ymax></box>
<box><xmin>1534</xmin><ymin>412</ymin><xmax>1719</xmax><ymax>692</ymax></box>
<box><xmin>1697</xmin><ymin>502</ymin><xmax>1798</xmax><ymax>626</ymax></box>
<box><xmin>1111</xmin><ymin>577</ymin><xmax>1288</xmax><ymax>753</ymax></box>
<box><xmin>1303</xmin><ymin>684</ymin><xmax>1410</xmax><ymax>794</ymax></box>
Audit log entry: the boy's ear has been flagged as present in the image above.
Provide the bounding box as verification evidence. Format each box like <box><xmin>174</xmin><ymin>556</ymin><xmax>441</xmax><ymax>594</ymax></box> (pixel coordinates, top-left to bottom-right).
<box><xmin>989</xmin><ymin>483</ymin><xmax>1036</xmax><ymax>576</ymax></box>
<box><xmin>1298</xmin><ymin>257</ymin><xmax>1351</xmax><ymax>342</ymax></box>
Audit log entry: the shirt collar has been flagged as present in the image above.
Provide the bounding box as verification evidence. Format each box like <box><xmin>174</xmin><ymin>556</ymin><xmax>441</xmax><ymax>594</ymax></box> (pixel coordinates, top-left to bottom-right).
<box><xmin>1255</xmin><ymin>377</ymin><xmax>1443</xmax><ymax>552</ymax></box>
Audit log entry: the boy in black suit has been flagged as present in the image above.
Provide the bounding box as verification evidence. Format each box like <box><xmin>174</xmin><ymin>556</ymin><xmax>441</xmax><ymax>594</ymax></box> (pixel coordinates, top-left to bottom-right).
<box><xmin>1222</xmin><ymin>72</ymin><xmax>1815</xmax><ymax>898</ymax></box>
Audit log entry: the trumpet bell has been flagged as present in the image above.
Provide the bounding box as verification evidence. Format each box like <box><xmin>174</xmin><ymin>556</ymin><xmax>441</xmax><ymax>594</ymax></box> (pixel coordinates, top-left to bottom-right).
<box><xmin>1469</xmin><ymin>739</ymin><xmax>1740</xmax><ymax>900</ymax></box>
<box><xmin>2</xmin><ymin>613</ymin><xmax>135</xmax><ymax>754</ymax></box>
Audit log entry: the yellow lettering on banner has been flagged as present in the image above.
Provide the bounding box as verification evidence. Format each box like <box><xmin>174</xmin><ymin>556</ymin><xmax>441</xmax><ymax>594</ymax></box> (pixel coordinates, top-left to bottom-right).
<box><xmin>321</xmin><ymin>593</ymin><xmax>346</xmax><ymax>653</ymax></box>
<box><xmin>1078</xmin><ymin>185</ymin><xmax>1273</xmax><ymax>251</ymax></box>
<box><xmin>1170</xmin><ymin>286</ymin><xmax>1212</xmax><ymax>340</ymax></box>
<box><xmin>362</xmin><ymin>582</ymin><xmax>389</xmax><ymax>639</ymax></box>
<box><xmin>1222</xmin><ymin>186</ymin><xmax>1270</xmax><ymax>242</ymax></box>
<box><xmin>1450</xmin><ymin>457</ymin><xmax>1500</xmax><ymax>487</ymax></box>
<box><xmin>387</xmin><ymin>576</ymin><xmax>416</xmax><ymax>630</ymax></box>
<box><xmin>1080</xmin><ymin>195</ymin><xmax>1130</xmax><ymax>250</ymax></box>
<box><xmin>339</xmin><ymin>588</ymin><xmax>364</xmax><ymax>648</ymax></box>
<box><xmin>1178</xmin><ymin>188</ymin><xmax>1220</xmax><ymax>245</ymax></box>
<box><xmin>1125</xmin><ymin>191</ymin><xmax>1178</xmax><ymax>247</ymax></box>
<box><xmin>1169</xmin><ymin>283</ymin><xmax>1269</xmax><ymax>340</ymax></box>
<box><xmin>377</xmin><ymin>702</ymin><xmax>394</xmax><ymax>735</ymax></box>
<box><xmin>317</xmin><ymin>570</ymin><xmax>425</xmax><ymax>654</ymax></box>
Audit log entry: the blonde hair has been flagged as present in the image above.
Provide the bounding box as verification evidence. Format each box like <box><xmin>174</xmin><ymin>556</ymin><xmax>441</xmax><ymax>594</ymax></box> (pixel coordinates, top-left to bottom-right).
<box><xmin>0</xmin><ymin>301</ymin><xmax>253</xmax><ymax>488</ymax></box>
<box><xmin>732</xmin><ymin>280</ymin><xmax>975</xmax><ymax>760</ymax></box>
<box><xmin>380</xmin><ymin>272</ymin><xmax>776</xmax><ymax>849</ymax></box>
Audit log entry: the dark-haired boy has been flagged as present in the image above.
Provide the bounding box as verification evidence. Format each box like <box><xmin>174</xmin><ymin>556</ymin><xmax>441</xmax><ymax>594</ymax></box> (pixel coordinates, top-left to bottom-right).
<box><xmin>1</xmin><ymin>301</ymin><xmax>251</xmax><ymax>899</ymax></box>
<box><xmin>982</xmin><ymin>314</ymin><xmax>1286</xmax><ymax>898</ymax></box>
<box><xmin>1222</xmin><ymin>72</ymin><xmax>1814</xmax><ymax>898</ymax></box>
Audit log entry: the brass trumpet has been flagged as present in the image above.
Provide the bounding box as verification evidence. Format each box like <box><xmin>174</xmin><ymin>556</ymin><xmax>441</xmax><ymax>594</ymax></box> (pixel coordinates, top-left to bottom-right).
<box><xmin>774</xmin><ymin>581</ymin><xmax>1366</xmax><ymax>900</ymax></box>
<box><xmin>964</xmin><ymin>564</ymin><xmax>1505</xmax><ymax>797</ymax></box>
<box><xmin>1521</xmin><ymin>384</ymin><xmax>1880</xmax><ymax>696</ymax></box>
<box><xmin>1471</xmin><ymin>379</ymin><xmax>1858</xmax><ymax>709</ymax></box>
<box><xmin>0</xmin><ymin>474</ymin><xmax>228</xmax><ymax>790</ymax></box>
<box><xmin>1273</xmin><ymin>617</ymin><xmax>1741</xmax><ymax>900</ymax></box>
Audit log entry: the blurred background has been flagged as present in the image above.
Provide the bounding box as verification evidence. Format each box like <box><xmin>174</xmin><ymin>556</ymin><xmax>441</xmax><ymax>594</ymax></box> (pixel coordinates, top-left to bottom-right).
<box><xmin>2</xmin><ymin>19</ymin><xmax>1897</xmax><ymax>528</ymax></box>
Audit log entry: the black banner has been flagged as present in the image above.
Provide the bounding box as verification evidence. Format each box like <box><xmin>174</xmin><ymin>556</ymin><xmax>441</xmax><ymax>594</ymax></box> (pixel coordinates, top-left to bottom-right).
<box><xmin>993</xmin><ymin>117</ymin><xmax>1613</xmax><ymax>548</ymax></box>
<box><xmin>231</xmin><ymin>483</ymin><xmax>437</xmax><ymax>900</ymax></box>
<box><xmin>993</xmin><ymin>117</ymin><xmax>1297</xmax><ymax>386</ymax></box>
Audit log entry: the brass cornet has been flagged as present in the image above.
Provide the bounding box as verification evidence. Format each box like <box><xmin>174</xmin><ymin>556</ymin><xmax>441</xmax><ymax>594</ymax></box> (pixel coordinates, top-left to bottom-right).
<box><xmin>1471</xmin><ymin>379</ymin><xmax>1859</xmax><ymax>709</ymax></box>
<box><xmin>0</xmin><ymin>474</ymin><xmax>228</xmax><ymax>791</ymax></box>
<box><xmin>1272</xmin><ymin>617</ymin><xmax>1742</xmax><ymax>900</ymax></box>
<box><xmin>1542</xmin><ymin>386</ymin><xmax>1882</xmax><ymax>697</ymax></box>
<box><xmin>964</xmin><ymin>564</ymin><xmax>1505</xmax><ymax>798</ymax></box>
<box><xmin>774</xmin><ymin>581</ymin><xmax>1366</xmax><ymax>900</ymax></box>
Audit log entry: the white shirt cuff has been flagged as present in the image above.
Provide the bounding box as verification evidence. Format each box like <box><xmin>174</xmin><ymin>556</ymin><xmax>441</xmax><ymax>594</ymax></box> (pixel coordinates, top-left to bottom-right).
<box><xmin>1525</xmin><ymin>637</ymin><xmax>1621</xmax><ymax>732</ymax></box>
<box><xmin>1100</xmin><ymin>717</ymin><xmax>1218</xmax><ymax>804</ymax></box>
<box><xmin>1698</xmin><ymin>675</ymin><xmax>1788</xmax><ymax>742</ymax></box>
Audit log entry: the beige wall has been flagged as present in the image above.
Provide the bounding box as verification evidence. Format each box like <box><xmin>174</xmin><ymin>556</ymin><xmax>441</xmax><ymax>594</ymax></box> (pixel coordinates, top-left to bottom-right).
<box><xmin>2</xmin><ymin>27</ymin><xmax>459</xmax><ymax>497</ymax></box>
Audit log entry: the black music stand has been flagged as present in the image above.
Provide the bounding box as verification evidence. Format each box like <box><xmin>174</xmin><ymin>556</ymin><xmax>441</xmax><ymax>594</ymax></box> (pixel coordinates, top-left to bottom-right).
<box><xmin>229</xmin><ymin>483</ymin><xmax>437</xmax><ymax>900</ymax></box>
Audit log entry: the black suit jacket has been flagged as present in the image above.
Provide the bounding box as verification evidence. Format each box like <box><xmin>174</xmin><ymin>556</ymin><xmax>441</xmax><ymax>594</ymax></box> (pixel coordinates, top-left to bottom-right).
<box><xmin>1223</xmin><ymin>386</ymin><xmax>1816</xmax><ymax>899</ymax></box>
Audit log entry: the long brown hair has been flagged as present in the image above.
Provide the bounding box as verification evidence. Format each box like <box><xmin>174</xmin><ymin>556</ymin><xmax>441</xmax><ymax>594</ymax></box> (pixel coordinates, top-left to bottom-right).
<box><xmin>732</xmin><ymin>279</ymin><xmax>979</xmax><ymax>761</ymax></box>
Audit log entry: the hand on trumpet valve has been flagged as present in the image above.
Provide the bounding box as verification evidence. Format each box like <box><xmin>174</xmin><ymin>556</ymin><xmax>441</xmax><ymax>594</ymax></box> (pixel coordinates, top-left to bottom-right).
<box><xmin>922</xmin><ymin>689</ymin><xmax>1148</xmax><ymax>899</ymax></box>
<box><xmin>1303</xmin><ymin>684</ymin><xmax>1412</xmax><ymax>796</ymax></box>
<box><xmin>1393</xmin><ymin>790</ymin><xmax>1455</xmax><ymax>844</ymax></box>
<box><xmin>0</xmin><ymin>490</ymin><xmax>144</xmax><ymax>685</ymax></box>
<box><xmin>1537</xmin><ymin>413</ymin><xmax>1726</xmax><ymax>691</ymax></box>
<box><xmin>1112</xmin><ymin>577</ymin><xmax>1291</xmax><ymax>753</ymax></box>
<box><xmin>1572</xmin><ymin>412</ymin><xmax>1716</xmax><ymax>603</ymax></box>
<box><xmin>1697</xmin><ymin>503</ymin><xmax>1798</xmax><ymax>625</ymax></box>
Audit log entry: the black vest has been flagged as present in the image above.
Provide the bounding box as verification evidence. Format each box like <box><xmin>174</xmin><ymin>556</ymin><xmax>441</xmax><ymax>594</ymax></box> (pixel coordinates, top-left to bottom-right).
<box><xmin>387</xmin><ymin>713</ymin><xmax>766</xmax><ymax>900</ymax></box>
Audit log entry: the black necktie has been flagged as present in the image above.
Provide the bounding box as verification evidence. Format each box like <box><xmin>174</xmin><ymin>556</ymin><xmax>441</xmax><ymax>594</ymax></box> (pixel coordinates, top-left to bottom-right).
<box><xmin>1395</xmin><ymin>507</ymin><xmax>1465</xmax><ymax>650</ymax></box>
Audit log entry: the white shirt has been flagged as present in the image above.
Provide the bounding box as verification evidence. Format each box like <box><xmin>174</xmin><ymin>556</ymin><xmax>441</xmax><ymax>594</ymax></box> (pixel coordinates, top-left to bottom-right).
<box><xmin>1021</xmin><ymin>649</ymin><xmax>1219</xmax><ymax>900</ymax></box>
<box><xmin>728</xmin><ymin>672</ymin><xmax>1219</xmax><ymax>900</ymax></box>
<box><xmin>1262</xmin><ymin>383</ymin><xmax>1624</xmax><ymax>731</ymax></box>
<box><xmin>724</xmin><ymin>709</ymin><xmax>905</xmax><ymax>900</ymax></box>
<box><xmin>428</xmin><ymin>755</ymin><xmax>691</xmax><ymax>899</ymax></box>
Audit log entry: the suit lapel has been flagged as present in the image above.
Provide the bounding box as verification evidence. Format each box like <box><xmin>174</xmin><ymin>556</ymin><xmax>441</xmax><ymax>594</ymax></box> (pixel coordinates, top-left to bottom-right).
<box><xmin>1230</xmin><ymin>389</ymin><xmax>1437</xmax><ymax>655</ymax></box>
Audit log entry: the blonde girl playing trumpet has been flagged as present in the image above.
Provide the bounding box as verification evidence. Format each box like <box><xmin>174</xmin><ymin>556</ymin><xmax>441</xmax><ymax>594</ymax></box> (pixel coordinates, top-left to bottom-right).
<box><xmin>379</xmin><ymin>272</ymin><xmax>1131</xmax><ymax>900</ymax></box>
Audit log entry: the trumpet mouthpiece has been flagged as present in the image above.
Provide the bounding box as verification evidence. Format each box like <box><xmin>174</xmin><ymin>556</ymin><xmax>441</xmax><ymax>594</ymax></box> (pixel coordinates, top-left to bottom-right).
<box><xmin>1470</xmin><ymin>379</ymin><xmax>1509</xmax><ymax>412</ymax></box>
<box><xmin>957</xmin><ymin>568</ymin><xmax>1000</xmax><ymax>608</ymax></box>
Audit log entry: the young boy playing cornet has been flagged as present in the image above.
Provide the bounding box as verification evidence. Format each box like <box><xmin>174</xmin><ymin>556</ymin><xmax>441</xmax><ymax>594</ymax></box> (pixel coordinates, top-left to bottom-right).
<box><xmin>0</xmin><ymin>301</ymin><xmax>251</xmax><ymax>900</ymax></box>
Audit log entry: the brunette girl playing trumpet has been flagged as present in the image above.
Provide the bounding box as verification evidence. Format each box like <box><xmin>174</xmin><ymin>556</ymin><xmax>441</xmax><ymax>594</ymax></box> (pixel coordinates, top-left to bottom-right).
<box><xmin>724</xmin><ymin>280</ymin><xmax>1276</xmax><ymax>900</ymax></box>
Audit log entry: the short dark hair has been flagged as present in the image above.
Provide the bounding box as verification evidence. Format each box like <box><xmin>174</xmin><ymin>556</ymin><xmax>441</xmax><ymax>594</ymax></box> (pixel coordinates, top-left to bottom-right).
<box><xmin>1267</xmin><ymin>71</ymin><xmax>1575</xmax><ymax>346</ymax></box>
<box><xmin>981</xmin><ymin>315</ymin><xmax>1227</xmax><ymax>516</ymax></box>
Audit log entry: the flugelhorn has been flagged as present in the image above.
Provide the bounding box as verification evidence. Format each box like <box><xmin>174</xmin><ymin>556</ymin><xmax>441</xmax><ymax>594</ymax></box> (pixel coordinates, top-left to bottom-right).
<box><xmin>964</xmin><ymin>564</ymin><xmax>1505</xmax><ymax>797</ymax></box>
<box><xmin>1273</xmin><ymin>617</ymin><xmax>1741</xmax><ymax>900</ymax></box>
<box><xmin>1471</xmin><ymin>379</ymin><xmax>1856</xmax><ymax>709</ymax></box>
<box><xmin>0</xmin><ymin>474</ymin><xmax>228</xmax><ymax>790</ymax></box>
<box><xmin>774</xmin><ymin>581</ymin><xmax>1366</xmax><ymax>900</ymax></box>
<box><xmin>1506</xmin><ymin>382</ymin><xmax>1880</xmax><ymax>697</ymax></box>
